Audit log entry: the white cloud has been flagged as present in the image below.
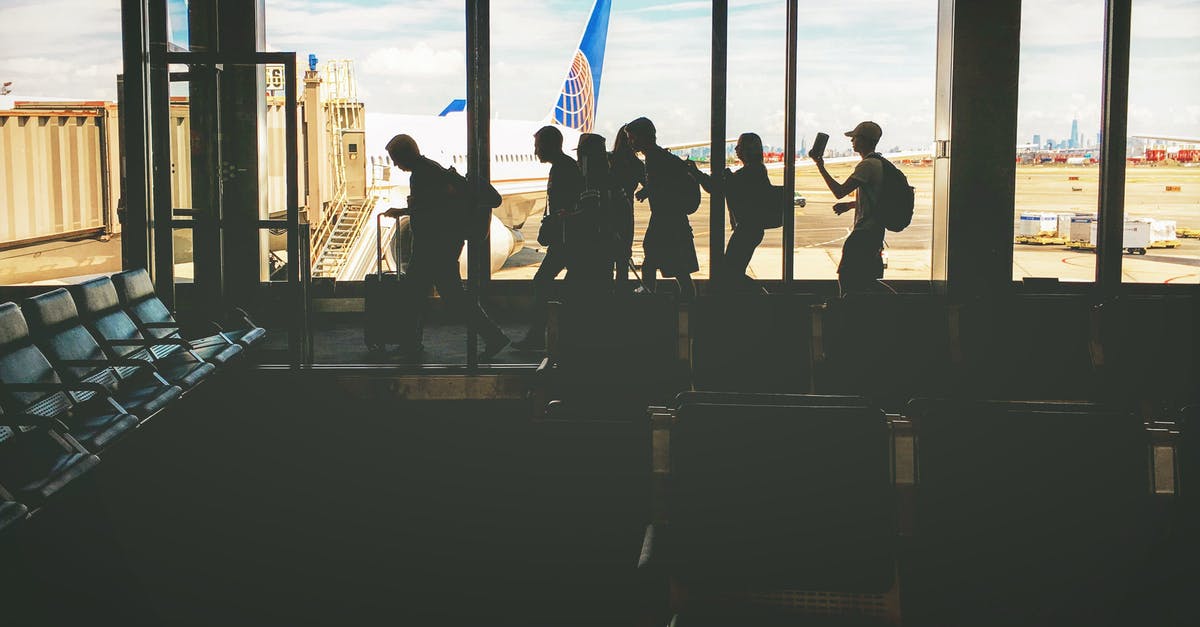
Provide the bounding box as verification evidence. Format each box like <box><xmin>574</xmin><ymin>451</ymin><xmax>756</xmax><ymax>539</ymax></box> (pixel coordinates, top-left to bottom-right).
<box><xmin>362</xmin><ymin>44</ymin><xmax>464</xmax><ymax>77</ymax></box>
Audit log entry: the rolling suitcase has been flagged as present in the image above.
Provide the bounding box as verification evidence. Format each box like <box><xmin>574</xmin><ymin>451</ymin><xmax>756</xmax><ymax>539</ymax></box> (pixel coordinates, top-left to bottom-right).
<box><xmin>364</xmin><ymin>212</ymin><xmax>418</xmax><ymax>351</ymax></box>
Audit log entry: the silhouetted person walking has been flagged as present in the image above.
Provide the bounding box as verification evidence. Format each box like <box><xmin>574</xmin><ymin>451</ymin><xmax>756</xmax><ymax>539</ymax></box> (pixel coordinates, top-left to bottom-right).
<box><xmin>575</xmin><ymin>132</ymin><xmax>619</xmax><ymax>284</ymax></box>
<box><xmin>625</xmin><ymin>117</ymin><xmax>699</xmax><ymax>300</ymax></box>
<box><xmin>813</xmin><ymin>121</ymin><xmax>886</xmax><ymax>296</ymax></box>
<box><xmin>688</xmin><ymin>132</ymin><xmax>772</xmax><ymax>291</ymax></box>
<box><xmin>385</xmin><ymin>134</ymin><xmax>509</xmax><ymax>359</ymax></box>
<box><xmin>609</xmin><ymin>124</ymin><xmax>645</xmax><ymax>284</ymax></box>
<box><xmin>515</xmin><ymin>126</ymin><xmax>586</xmax><ymax>350</ymax></box>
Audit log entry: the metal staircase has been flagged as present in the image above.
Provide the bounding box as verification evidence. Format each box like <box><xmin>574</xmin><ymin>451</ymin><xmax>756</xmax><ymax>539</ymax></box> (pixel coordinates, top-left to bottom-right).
<box><xmin>308</xmin><ymin>60</ymin><xmax>371</xmax><ymax>279</ymax></box>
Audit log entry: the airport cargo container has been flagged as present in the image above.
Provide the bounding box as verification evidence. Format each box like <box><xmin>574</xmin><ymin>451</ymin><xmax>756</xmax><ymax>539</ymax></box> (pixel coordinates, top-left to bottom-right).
<box><xmin>1177</xmin><ymin>149</ymin><xmax>1198</xmax><ymax>163</ymax></box>
<box><xmin>1151</xmin><ymin>219</ymin><xmax>1176</xmax><ymax>243</ymax></box>
<box><xmin>1019</xmin><ymin>212</ymin><xmax>1058</xmax><ymax>237</ymax></box>
<box><xmin>1145</xmin><ymin>148</ymin><xmax>1166</xmax><ymax>162</ymax></box>
<box><xmin>1087</xmin><ymin>218</ymin><xmax>1153</xmax><ymax>253</ymax></box>
<box><xmin>0</xmin><ymin>102</ymin><xmax>120</xmax><ymax>250</ymax></box>
<box><xmin>1070</xmin><ymin>215</ymin><xmax>1095</xmax><ymax>242</ymax></box>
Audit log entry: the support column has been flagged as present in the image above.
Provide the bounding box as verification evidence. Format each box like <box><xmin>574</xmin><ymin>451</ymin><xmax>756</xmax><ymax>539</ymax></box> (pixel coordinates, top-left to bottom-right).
<box><xmin>1096</xmin><ymin>0</ymin><xmax>1132</xmax><ymax>294</ymax></box>
<box><xmin>119</xmin><ymin>0</ymin><xmax>152</xmax><ymax>274</ymax></box>
<box><xmin>465</xmin><ymin>0</ymin><xmax>490</xmax><ymax>368</ymax></box>
<box><xmin>932</xmin><ymin>0</ymin><xmax>1022</xmax><ymax>296</ymax></box>
<box><xmin>709</xmin><ymin>0</ymin><xmax>727</xmax><ymax>282</ymax></box>
<box><xmin>782</xmin><ymin>0</ymin><xmax>798</xmax><ymax>283</ymax></box>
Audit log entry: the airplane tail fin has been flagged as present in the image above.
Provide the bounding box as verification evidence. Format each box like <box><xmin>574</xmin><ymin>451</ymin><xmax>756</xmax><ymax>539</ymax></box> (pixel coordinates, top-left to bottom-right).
<box><xmin>551</xmin><ymin>0</ymin><xmax>611</xmax><ymax>133</ymax></box>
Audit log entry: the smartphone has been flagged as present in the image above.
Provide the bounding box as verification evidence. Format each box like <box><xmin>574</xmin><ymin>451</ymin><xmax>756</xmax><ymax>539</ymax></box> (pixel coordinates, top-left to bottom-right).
<box><xmin>810</xmin><ymin>132</ymin><xmax>829</xmax><ymax>159</ymax></box>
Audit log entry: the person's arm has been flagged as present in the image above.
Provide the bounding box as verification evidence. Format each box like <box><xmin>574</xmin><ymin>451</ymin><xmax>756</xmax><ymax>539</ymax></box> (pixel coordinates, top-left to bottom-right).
<box><xmin>684</xmin><ymin>160</ymin><xmax>715</xmax><ymax>193</ymax></box>
<box><xmin>813</xmin><ymin>156</ymin><xmax>861</xmax><ymax>199</ymax></box>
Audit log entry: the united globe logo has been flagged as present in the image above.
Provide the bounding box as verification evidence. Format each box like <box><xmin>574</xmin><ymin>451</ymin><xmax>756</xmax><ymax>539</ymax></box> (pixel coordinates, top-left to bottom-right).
<box><xmin>554</xmin><ymin>50</ymin><xmax>595</xmax><ymax>133</ymax></box>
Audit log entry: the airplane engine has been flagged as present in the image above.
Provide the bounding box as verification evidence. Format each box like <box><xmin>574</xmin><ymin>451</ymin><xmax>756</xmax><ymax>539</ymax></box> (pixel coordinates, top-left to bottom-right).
<box><xmin>392</xmin><ymin>214</ymin><xmax>523</xmax><ymax>276</ymax></box>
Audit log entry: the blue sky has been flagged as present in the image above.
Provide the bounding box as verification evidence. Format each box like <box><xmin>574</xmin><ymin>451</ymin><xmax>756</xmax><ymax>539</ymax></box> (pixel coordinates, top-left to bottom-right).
<box><xmin>2</xmin><ymin>0</ymin><xmax>1197</xmax><ymax>151</ymax></box>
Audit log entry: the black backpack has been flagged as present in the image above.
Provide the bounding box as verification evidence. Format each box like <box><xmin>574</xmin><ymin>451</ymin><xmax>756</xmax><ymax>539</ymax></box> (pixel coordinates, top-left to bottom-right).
<box><xmin>867</xmin><ymin>154</ymin><xmax>914</xmax><ymax>232</ymax></box>
<box><xmin>667</xmin><ymin>152</ymin><xmax>702</xmax><ymax>216</ymax></box>
<box><xmin>443</xmin><ymin>165</ymin><xmax>502</xmax><ymax>240</ymax></box>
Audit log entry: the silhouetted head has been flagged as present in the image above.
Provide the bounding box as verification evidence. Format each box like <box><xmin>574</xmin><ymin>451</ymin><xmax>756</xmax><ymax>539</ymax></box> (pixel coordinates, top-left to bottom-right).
<box><xmin>735</xmin><ymin>132</ymin><xmax>764</xmax><ymax>164</ymax></box>
<box><xmin>624</xmin><ymin>117</ymin><xmax>657</xmax><ymax>153</ymax></box>
<box><xmin>844</xmin><ymin>121</ymin><xmax>882</xmax><ymax>155</ymax></box>
<box><xmin>386</xmin><ymin>134</ymin><xmax>421</xmax><ymax>171</ymax></box>
<box><xmin>576</xmin><ymin>133</ymin><xmax>607</xmax><ymax>160</ymax></box>
<box><xmin>534</xmin><ymin>126</ymin><xmax>564</xmax><ymax>163</ymax></box>
<box><xmin>612</xmin><ymin>124</ymin><xmax>636</xmax><ymax>159</ymax></box>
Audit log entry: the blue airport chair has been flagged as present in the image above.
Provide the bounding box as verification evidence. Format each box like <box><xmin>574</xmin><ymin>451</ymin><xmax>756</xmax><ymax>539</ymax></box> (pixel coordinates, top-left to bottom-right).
<box><xmin>0</xmin><ymin>303</ymin><xmax>139</xmax><ymax>452</ymax></box>
<box><xmin>25</xmin><ymin>288</ymin><xmax>212</xmax><ymax>395</ymax></box>
<box><xmin>112</xmin><ymin>269</ymin><xmax>264</xmax><ymax>358</ymax></box>
<box><xmin>0</xmin><ymin>405</ymin><xmax>99</xmax><ymax>507</ymax></box>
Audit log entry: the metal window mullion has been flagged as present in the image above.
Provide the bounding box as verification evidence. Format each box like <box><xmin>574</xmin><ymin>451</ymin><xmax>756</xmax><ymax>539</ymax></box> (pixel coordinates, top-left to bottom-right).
<box><xmin>710</xmin><ymin>0</ymin><xmax>728</xmax><ymax>282</ymax></box>
<box><xmin>782</xmin><ymin>0</ymin><xmax>798</xmax><ymax>283</ymax></box>
<box><xmin>147</xmin><ymin>0</ymin><xmax>174</xmax><ymax>307</ymax></box>
<box><xmin>1096</xmin><ymin>0</ymin><xmax>1132</xmax><ymax>293</ymax></box>
<box><xmin>465</xmin><ymin>0</ymin><xmax>490</xmax><ymax>370</ymax></box>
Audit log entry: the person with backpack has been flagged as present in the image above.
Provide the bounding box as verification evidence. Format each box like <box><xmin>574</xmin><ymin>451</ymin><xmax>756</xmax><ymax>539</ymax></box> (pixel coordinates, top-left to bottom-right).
<box><xmin>514</xmin><ymin>126</ymin><xmax>589</xmax><ymax>350</ymax></box>
<box><xmin>687</xmin><ymin>132</ymin><xmax>776</xmax><ymax>291</ymax></box>
<box><xmin>624</xmin><ymin>117</ymin><xmax>700</xmax><ymax>300</ymax></box>
<box><xmin>385</xmin><ymin>133</ymin><xmax>510</xmax><ymax>359</ymax></box>
<box><xmin>608</xmin><ymin>125</ymin><xmax>645</xmax><ymax>285</ymax></box>
<box><xmin>812</xmin><ymin>121</ymin><xmax>913</xmax><ymax>296</ymax></box>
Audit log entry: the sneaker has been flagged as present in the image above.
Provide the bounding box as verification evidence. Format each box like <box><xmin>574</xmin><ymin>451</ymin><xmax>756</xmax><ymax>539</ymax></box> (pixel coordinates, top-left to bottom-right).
<box><xmin>480</xmin><ymin>334</ymin><xmax>511</xmax><ymax>361</ymax></box>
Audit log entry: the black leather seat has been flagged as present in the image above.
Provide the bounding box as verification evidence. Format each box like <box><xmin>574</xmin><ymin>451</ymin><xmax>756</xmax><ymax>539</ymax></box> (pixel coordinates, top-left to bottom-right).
<box><xmin>0</xmin><ymin>492</ymin><xmax>28</xmax><ymax>535</ymax></box>
<box><xmin>0</xmin><ymin>407</ymin><xmax>100</xmax><ymax>506</ymax></box>
<box><xmin>16</xmin><ymin>291</ymin><xmax>181</xmax><ymax>422</ymax></box>
<box><xmin>112</xmin><ymin>268</ymin><xmax>263</xmax><ymax>360</ymax></box>
<box><xmin>539</xmin><ymin>294</ymin><xmax>686</xmax><ymax>418</ymax></box>
<box><xmin>641</xmin><ymin>396</ymin><xmax>898</xmax><ymax>624</ymax></box>
<box><xmin>0</xmin><ymin>303</ymin><xmax>139</xmax><ymax>451</ymax></box>
<box><xmin>68</xmin><ymin>277</ymin><xmax>230</xmax><ymax>387</ymax></box>
<box><xmin>906</xmin><ymin>399</ymin><xmax>1153</xmax><ymax>626</ymax></box>
<box><xmin>25</xmin><ymin>288</ymin><xmax>213</xmax><ymax>394</ymax></box>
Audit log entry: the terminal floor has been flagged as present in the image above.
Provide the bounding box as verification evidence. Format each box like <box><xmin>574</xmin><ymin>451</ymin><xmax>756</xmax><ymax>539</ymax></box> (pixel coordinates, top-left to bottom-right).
<box><xmin>4</xmin><ymin>373</ymin><xmax>646</xmax><ymax>626</ymax></box>
<box><xmin>258</xmin><ymin>316</ymin><xmax>548</xmax><ymax>366</ymax></box>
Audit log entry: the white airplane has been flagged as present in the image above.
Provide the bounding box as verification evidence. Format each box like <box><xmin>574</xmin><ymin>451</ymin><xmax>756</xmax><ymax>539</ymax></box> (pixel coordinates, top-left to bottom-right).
<box><xmin>344</xmin><ymin>0</ymin><xmax>612</xmax><ymax>279</ymax></box>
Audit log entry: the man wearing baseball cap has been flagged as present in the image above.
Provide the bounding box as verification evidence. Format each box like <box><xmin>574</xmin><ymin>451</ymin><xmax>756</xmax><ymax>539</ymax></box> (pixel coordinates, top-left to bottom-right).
<box><xmin>811</xmin><ymin>121</ymin><xmax>886</xmax><ymax>295</ymax></box>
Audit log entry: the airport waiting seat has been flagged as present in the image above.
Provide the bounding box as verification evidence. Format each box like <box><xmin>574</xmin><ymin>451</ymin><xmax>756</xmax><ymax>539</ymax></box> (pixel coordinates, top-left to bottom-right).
<box><xmin>810</xmin><ymin>294</ymin><xmax>952</xmax><ymax>406</ymax></box>
<box><xmin>0</xmin><ymin>486</ymin><xmax>29</xmax><ymax>536</ymax></box>
<box><xmin>0</xmin><ymin>406</ymin><xmax>100</xmax><ymax>507</ymax></box>
<box><xmin>1098</xmin><ymin>295</ymin><xmax>1197</xmax><ymax>405</ymax></box>
<box><xmin>0</xmin><ymin>303</ymin><xmax>140</xmax><ymax>451</ymax></box>
<box><xmin>639</xmin><ymin>395</ymin><xmax>899</xmax><ymax>625</ymax></box>
<box><xmin>689</xmin><ymin>295</ymin><xmax>816</xmax><ymax>394</ymax></box>
<box><xmin>25</xmin><ymin>288</ymin><xmax>213</xmax><ymax>394</ymax></box>
<box><xmin>537</xmin><ymin>294</ymin><xmax>686</xmax><ymax>418</ymax></box>
<box><xmin>112</xmin><ymin>268</ymin><xmax>263</xmax><ymax>359</ymax></box>
<box><xmin>16</xmin><ymin>290</ymin><xmax>181</xmax><ymax>422</ymax></box>
<box><xmin>68</xmin><ymin>276</ymin><xmax>235</xmax><ymax>376</ymax></box>
<box><xmin>905</xmin><ymin>398</ymin><xmax>1154</xmax><ymax>626</ymax></box>
<box><xmin>954</xmin><ymin>295</ymin><xmax>1101</xmax><ymax>400</ymax></box>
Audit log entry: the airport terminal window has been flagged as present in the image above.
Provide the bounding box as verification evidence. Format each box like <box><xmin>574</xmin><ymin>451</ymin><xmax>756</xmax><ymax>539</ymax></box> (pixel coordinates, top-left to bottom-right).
<box><xmin>488</xmin><ymin>0</ymin><xmax>712</xmax><ymax>280</ymax></box>
<box><xmin>1012</xmin><ymin>0</ymin><xmax>1105</xmax><ymax>282</ymax></box>
<box><xmin>1120</xmin><ymin>0</ymin><xmax>1200</xmax><ymax>285</ymax></box>
<box><xmin>0</xmin><ymin>1</ymin><xmax>123</xmax><ymax>286</ymax></box>
<box><xmin>791</xmin><ymin>0</ymin><xmax>936</xmax><ymax>282</ymax></box>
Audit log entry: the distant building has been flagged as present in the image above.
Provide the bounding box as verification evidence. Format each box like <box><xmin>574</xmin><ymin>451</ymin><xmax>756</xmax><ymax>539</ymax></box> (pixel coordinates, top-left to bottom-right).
<box><xmin>1096</xmin><ymin>131</ymin><xmax>1103</xmax><ymax>147</ymax></box>
<box><xmin>1033</xmin><ymin>134</ymin><xmax>1041</xmax><ymax>147</ymax></box>
<box><xmin>1070</xmin><ymin>118</ymin><xmax>1080</xmax><ymax>149</ymax></box>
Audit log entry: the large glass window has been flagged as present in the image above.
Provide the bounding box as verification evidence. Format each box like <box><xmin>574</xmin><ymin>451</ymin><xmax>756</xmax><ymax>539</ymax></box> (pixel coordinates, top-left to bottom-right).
<box><xmin>792</xmin><ymin>0</ymin><xmax>936</xmax><ymax>282</ymax></box>
<box><xmin>0</xmin><ymin>1</ymin><xmax>122</xmax><ymax>286</ymax></box>
<box><xmin>1121</xmin><ymin>0</ymin><xmax>1200</xmax><ymax>285</ymax></box>
<box><xmin>1013</xmin><ymin>0</ymin><xmax>1105</xmax><ymax>282</ymax></box>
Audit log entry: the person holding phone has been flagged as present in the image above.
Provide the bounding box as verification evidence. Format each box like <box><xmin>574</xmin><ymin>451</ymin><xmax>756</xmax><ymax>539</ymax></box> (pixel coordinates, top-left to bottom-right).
<box><xmin>811</xmin><ymin>121</ymin><xmax>886</xmax><ymax>296</ymax></box>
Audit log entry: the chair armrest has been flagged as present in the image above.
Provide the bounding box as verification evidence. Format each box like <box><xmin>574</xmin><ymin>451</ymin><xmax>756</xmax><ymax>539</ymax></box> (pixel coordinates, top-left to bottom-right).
<box><xmin>0</xmin><ymin>381</ymin><xmax>111</xmax><ymax>395</ymax></box>
<box><xmin>139</xmin><ymin>321</ymin><xmax>181</xmax><ymax>330</ymax></box>
<box><xmin>229</xmin><ymin>307</ymin><xmax>258</xmax><ymax>327</ymax></box>
<box><xmin>104</xmin><ymin>337</ymin><xmax>194</xmax><ymax>349</ymax></box>
<box><xmin>0</xmin><ymin>412</ymin><xmax>68</xmax><ymax>431</ymax></box>
<box><xmin>58</xmin><ymin>358</ymin><xmax>161</xmax><ymax>375</ymax></box>
<box><xmin>638</xmin><ymin>523</ymin><xmax>658</xmax><ymax>570</ymax></box>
